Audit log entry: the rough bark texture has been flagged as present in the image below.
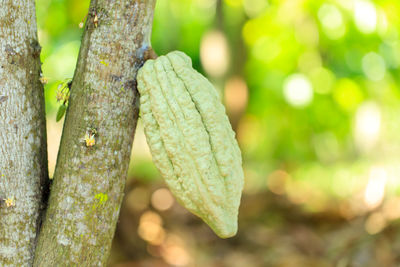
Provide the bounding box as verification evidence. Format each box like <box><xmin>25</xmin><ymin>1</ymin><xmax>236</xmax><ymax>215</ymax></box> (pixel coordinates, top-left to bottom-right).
<box><xmin>0</xmin><ymin>1</ymin><xmax>48</xmax><ymax>266</ymax></box>
<box><xmin>34</xmin><ymin>0</ymin><xmax>156</xmax><ymax>265</ymax></box>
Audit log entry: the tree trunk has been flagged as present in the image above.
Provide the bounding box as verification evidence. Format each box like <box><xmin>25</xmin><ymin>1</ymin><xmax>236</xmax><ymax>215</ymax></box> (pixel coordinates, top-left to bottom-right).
<box><xmin>0</xmin><ymin>1</ymin><xmax>49</xmax><ymax>266</ymax></box>
<box><xmin>33</xmin><ymin>0</ymin><xmax>156</xmax><ymax>265</ymax></box>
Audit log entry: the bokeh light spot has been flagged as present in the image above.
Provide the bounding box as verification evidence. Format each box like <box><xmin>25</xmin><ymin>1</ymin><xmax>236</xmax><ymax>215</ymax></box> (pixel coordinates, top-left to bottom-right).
<box><xmin>333</xmin><ymin>79</ymin><xmax>364</xmax><ymax>111</ymax></box>
<box><xmin>224</xmin><ymin>76</ymin><xmax>248</xmax><ymax>115</ymax></box>
<box><xmin>318</xmin><ymin>4</ymin><xmax>346</xmax><ymax>39</ymax></box>
<box><xmin>309</xmin><ymin>67</ymin><xmax>335</xmax><ymax>94</ymax></box>
<box><xmin>161</xmin><ymin>234</ymin><xmax>191</xmax><ymax>266</ymax></box>
<box><xmin>365</xmin><ymin>212</ymin><xmax>386</xmax><ymax>235</ymax></box>
<box><xmin>362</xmin><ymin>52</ymin><xmax>386</xmax><ymax>81</ymax></box>
<box><xmin>382</xmin><ymin>197</ymin><xmax>400</xmax><ymax>221</ymax></box>
<box><xmin>364</xmin><ymin>167</ymin><xmax>387</xmax><ymax>210</ymax></box>
<box><xmin>283</xmin><ymin>74</ymin><xmax>313</xmax><ymax>107</ymax></box>
<box><xmin>138</xmin><ymin>211</ymin><xmax>165</xmax><ymax>245</ymax></box>
<box><xmin>354</xmin><ymin>0</ymin><xmax>377</xmax><ymax>34</ymax></box>
<box><xmin>126</xmin><ymin>187</ymin><xmax>150</xmax><ymax>213</ymax></box>
<box><xmin>354</xmin><ymin>101</ymin><xmax>381</xmax><ymax>150</ymax></box>
<box><xmin>200</xmin><ymin>30</ymin><xmax>230</xmax><ymax>77</ymax></box>
<box><xmin>151</xmin><ymin>188</ymin><xmax>174</xmax><ymax>211</ymax></box>
<box><xmin>242</xmin><ymin>19</ymin><xmax>264</xmax><ymax>45</ymax></box>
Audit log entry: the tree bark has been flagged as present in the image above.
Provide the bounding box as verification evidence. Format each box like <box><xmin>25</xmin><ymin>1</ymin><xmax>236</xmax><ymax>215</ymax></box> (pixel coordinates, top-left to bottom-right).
<box><xmin>34</xmin><ymin>0</ymin><xmax>156</xmax><ymax>265</ymax></box>
<box><xmin>0</xmin><ymin>1</ymin><xmax>49</xmax><ymax>266</ymax></box>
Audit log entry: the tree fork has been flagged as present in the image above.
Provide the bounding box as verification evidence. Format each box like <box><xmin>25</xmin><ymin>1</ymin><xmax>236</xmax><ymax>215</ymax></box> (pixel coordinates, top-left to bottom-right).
<box><xmin>34</xmin><ymin>0</ymin><xmax>156</xmax><ymax>265</ymax></box>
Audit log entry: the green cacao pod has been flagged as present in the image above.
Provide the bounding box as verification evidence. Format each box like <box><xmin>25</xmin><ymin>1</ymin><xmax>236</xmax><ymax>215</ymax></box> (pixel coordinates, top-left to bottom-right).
<box><xmin>137</xmin><ymin>51</ymin><xmax>244</xmax><ymax>238</ymax></box>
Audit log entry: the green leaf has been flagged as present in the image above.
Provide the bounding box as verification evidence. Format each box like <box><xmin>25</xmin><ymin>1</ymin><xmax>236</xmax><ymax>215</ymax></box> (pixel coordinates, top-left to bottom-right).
<box><xmin>56</xmin><ymin>104</ymin><xmax>67</xmax><ymax>122</ymax></box>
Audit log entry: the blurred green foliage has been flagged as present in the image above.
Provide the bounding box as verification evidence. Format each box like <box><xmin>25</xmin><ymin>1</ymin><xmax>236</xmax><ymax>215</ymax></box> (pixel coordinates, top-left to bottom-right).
<box><xmin>37</xmin><ymin>0</ymin><xmax>400</xmax><ymax>242</ymax></box>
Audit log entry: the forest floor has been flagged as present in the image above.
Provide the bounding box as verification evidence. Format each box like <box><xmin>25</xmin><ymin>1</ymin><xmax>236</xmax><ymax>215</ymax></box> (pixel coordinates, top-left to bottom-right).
<box><xmin>109</xmin><ymin>180</ymin><xmax>400</xmax><ymax>267</ymax></box>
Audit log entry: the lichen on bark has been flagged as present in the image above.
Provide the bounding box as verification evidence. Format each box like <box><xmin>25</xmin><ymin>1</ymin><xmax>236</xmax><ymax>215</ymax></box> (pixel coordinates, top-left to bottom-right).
<box><xmin>33</xmin><ymin>0</ymin><xmax>156</xmax><ymax>265</ymax></box>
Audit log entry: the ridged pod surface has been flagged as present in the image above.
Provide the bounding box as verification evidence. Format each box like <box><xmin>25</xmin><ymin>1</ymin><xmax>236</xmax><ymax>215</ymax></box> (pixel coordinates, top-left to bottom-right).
<box><xmin>137</xmin><ymin>51</ymin><xmax>244</xmax><ymax>238</ymax></box>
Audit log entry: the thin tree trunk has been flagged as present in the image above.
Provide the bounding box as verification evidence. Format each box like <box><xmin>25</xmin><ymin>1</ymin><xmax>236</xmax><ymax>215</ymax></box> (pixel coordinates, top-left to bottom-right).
<box><xmin>0</xmin><ymin>1</ymin><xmax>48</xmax><ymax>266</ymax></box>
<box><xmin>34</xmin><ymin>0</ymin><xmax>156</xmax><ymax>265</ymax></box>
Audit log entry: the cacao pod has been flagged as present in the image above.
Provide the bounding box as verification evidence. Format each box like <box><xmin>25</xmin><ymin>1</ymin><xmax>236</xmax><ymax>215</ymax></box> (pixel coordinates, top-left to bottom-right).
<box><xmin>137</xmin><ymin>51</ymin><xmax>244</xmax><ymax>238</ymax></box>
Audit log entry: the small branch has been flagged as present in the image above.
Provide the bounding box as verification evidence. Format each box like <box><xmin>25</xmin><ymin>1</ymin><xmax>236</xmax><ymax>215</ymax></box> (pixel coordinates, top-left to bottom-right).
<box><xmin>34</xmin><ymin>0</ymin><xmax>156</xmax><ymax>265</ymax></box>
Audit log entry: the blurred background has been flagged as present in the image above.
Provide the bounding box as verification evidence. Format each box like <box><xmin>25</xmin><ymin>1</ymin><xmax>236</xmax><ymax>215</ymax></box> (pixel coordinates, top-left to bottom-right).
<box><xmin>36</xmin><ymin>0</ymin><xmax>400</xmax><ymax>266</ymax></box>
